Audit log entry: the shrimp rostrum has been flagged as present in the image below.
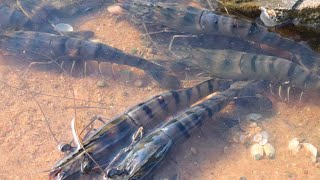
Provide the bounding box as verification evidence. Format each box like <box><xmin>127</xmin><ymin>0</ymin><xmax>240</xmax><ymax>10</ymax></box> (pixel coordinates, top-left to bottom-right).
<box><xmin>104</xmin><ymin>81</ymin><xmax>254</xmax><ymax>180</ymax></box>
<box><xmin>49</xmin><ymin>78</ymin><xmax>231</xmax><ymax>179</ymax></box>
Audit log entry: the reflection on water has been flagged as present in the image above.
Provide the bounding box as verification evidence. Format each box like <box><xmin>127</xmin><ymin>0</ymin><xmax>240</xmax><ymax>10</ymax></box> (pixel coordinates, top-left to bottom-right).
<box><xmin>0</xmin><ymin>0</ymin><xmax>319</xmax><ymax>179</ymax></box>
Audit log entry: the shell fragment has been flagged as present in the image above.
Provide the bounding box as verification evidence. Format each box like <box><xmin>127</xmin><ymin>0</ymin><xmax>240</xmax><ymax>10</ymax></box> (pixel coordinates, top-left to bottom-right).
<box><xmin>301</xmin><ymin>143</ymin><xmax>318</xmax><ymax>163</ymax></box>
<box><xmin>288</xmin><ymin>138</ymin><xmax>302</xmax><ymax>155</ymax></box>
<box><xmin>54</xmin><ymin>23</ymin><xmax>74</xmax><ymax>32</ymax></box>
<box><xmin>251</xmin><ymin>143</ymin><xmax>264</xmax><ymax>160</ymax></box>
<box><xmin>264</xmin><ymin>143</ymin><xmax>276</xmax><ymax>159</ymax></box>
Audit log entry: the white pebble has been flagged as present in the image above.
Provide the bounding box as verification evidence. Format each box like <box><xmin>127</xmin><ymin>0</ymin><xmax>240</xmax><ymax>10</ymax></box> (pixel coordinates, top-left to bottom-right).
<box><xmin>253</xmin><ymin>133</ymin><xmax>263</xmax><ymax>143</ymax></box>
<box><xmin>288</xmin><ymin>138</ymin><xmax>301</xmax><ymax>155</ymax></box>
<box><xmin>245</xmin><ymin>113</ymin><xmax>262</xmax><ymax>121</ymax></box>
<box><xmin>190</xmin><ymin>147</ymin><xmax>197</xmax><ymax>155</ymax></box>
<box><xmin>251</xmin><ymin>143</ymin><xmax>264</xmax><ymax>160</ymax></box>
<box><xmin>107</xmin><ymin>5</ymin><xmax>123</xmax><ymax>14</ymax></box>
<box><xmin>54</xmin><ymin>23</ymin><xmax>74</xmax><ymax>32</ymax></box>
<box><xmin>264</xmin><ymin>143</ymin><xmax>276</xmax><ymax>159</ymax></box>
<box><xmin>259</xmin><ymin>7</ymin><xmax>278</xmax><ymax>27</ymax></box>
<box><xmin>259</xmin><ymin>138</ymin><xmax>268</xmax><ymax>145</ymax></box>
<box><xmin>301</xmin><ymin>143</ymin><xmax>318</xmax><ymax>163</ymax></box>
<box><xmin>260</xmin><ymin>131</ymin><xmax>269</xmax><ymax>140</ymax></box>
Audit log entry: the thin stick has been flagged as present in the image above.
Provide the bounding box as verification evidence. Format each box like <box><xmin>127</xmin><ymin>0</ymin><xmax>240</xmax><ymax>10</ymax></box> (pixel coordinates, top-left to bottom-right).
<box><xmin>141</xmin><ymin>19</ymin><xmax>175</xmax><ymax>60</ymax></box>
<box><xmin>6</xmin><ymin>62</ymin><xmax>59</xmax><ymax>144</ymax></box>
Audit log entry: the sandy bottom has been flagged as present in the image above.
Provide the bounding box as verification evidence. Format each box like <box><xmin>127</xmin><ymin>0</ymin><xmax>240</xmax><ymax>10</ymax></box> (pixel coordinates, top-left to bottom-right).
<box><xmin>0</xmin><ymin>2</ymin><xmax>319</xmax><ymax>180</ymax></box>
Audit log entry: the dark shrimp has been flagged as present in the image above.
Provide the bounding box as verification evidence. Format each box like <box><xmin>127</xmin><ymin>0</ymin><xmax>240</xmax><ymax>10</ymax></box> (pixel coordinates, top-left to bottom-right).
<box><xmin>0</xmin><ymin>30</ymin><xmax>180</xmax><ymax>89</ymax></box>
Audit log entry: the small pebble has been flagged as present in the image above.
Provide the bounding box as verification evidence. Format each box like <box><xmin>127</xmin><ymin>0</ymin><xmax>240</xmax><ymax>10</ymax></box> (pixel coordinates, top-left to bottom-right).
<box><xmin>239</xmin><ymin>177</ymin><xmax>247</xmax><ymax>180</ymax></box>
<box><xmin>263</xmin><ymin>143</ymin><xmax>276</xmax><ymax>159</ymax></box>
<box><xmin>190</xmin><ymin>147</ymin><xmax>197</xmax><ymax>155</ymax></box>
<box><xmin>251</xmin><ymin>143</ymin><xmax>264</xmax><ymax>160</ymax></box>
<box><xmin>259</xmin><ymin>138</ymin><xmax>268</xmax><ymax>145</ymax></box>
<box><xmin>239</xmin><ymin>134</ymin><xmax>249</xmax><ymax>144</ymax></box>
<box><xmin>301</xmin><ymin>143</ymin><xmax>318</xmax><ymax>163</ymax></box>
<box><xmin>130</xmin><ymin>48</ymin><xmax>138</xmax><ymax>54</ymax></box>
<box><xmin>259</xmin><ymin>7</ymin><xmax>278</xmax><ymax>27</ymax></box>
<box><xmin>96</xmin><ymin>80</ymin><xmax>108</xmax><ymax>88</ymax></box>
<box><xmin>249</xmin><ymin>122</ymin><xmax>258</xmax><ymax>128</ymax></box>
<box><xmin>253</xmin><ymin>134</ymin><xmax>263</xmax><ymax>143</ymax></box>
<box><xmin>54</xmin><ymin>23</ymin><xmax>74</xmax><ymax>32</ymax></box>
<box><xmin>122</xmin><ymin>92</ymin><xmax>129</xmax><ymax>97</ymax></box>
<box><xmin>134</xmin><ymin>79</ymin><xmax>144</xmax><ymax>87</ymax></box>
<box><xmin>107</xmin><ymin>5</ymin><xmax>123</xmax><ymax>14</ymax></box>
<box><xmin>260</xmin><ymin>131</ymin><xmax>269</xmax><ymax>139</ymax></box>
<box><xmin>223</xmin><ymin>146</ymin><xmax>229</xmax><ymax>153</ymax></box>
<box><xmin>239</xmin><ymin>120</ymin><xmax>250</xmax><ymax>132</ymax></box>
<box><xmin>254</xmin><ymin>126</ymin><xmax>263</xmax><ymax>134</ymax></box>
<box><xmin>288</xmin><ymin>138</ymin><xmax>301</xmax><ymax>155</ymax></box>
<box><xmin>245</xmin><ymin>113</ymin><xmax>262</xmax><ymax>121</ymax></box>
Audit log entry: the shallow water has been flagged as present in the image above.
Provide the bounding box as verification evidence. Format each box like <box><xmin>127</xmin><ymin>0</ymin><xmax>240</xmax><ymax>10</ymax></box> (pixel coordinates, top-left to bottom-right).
<box><xmin>0</xmin><ymin>0</ymin><xmax>319</xmax><ymax>179</ymax></box>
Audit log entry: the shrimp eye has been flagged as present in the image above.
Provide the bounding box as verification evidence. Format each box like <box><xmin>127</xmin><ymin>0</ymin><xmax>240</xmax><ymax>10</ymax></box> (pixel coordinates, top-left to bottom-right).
<box><xmin>106</xmin><ymin>168</ymin><xmax>129</xmax><ymax>178</ymax></box>
<box><xmin>80</xmin><ymin>159</ymin><xmax>92</xmax><ymax>174</ymax></box>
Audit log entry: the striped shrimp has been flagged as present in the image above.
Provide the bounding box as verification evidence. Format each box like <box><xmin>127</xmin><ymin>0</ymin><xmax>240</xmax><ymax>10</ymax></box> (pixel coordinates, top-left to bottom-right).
<box><xmin>16</xmin><ymin>0</ymin><xmax>109</xmax><ymax>23</ymax></box>
<box><xmin>49</xmin><ymin>78</ymin><xmax>231</xmax><ymax>179</ymax></box>
<box><xmin>0</xmin><ymin>30</ymin><xmax>180</xmax><ymax>89</ymax></box>
<box><xmin>0</xmin><ymin>2</ymin><xmax>96</xmax><ymax>38</ymax></box>
<box><xmin>104</xmin><ymin>81</ymin><xmax>253</xmax><ymax>180</ymax></box>
<box><xmin>0</xmin><ymin>4</ymin><xmax>48</xmax><ymax>31</ymax></box>
<box><xmin>172</xmin><ymin>48</ymin><xmax>320</xmax><ymax>91</ymax></box>
<box><xmin>120</xmin><ymin>1</ymin><xmax>320</xmax><ymax>73</ymax></box>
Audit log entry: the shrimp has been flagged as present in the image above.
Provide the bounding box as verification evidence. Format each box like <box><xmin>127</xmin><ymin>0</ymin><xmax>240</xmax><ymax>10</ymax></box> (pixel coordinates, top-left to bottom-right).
<box><xmin>49</xmin><ymin>78</ymin><xmax>231</xmax><ymax>179</ymax></box>
<box><xmin>120</xmin><ymin>1</ymin><xmax>320</xmax><ymax>73</ymax></box>
<box><xmin>0</xmin><ymin>30</ymin><xmax>180</xmax><ymax>89</ymax></box>
<box><xmin>173</xmin><ymin>48</ymin><xmax>320</xmax><ymax>90</ymax></box>
<box><xmin>105</xmin><ymin>81</ymin><xmax>254</xmax><ymax>180</ymax></box>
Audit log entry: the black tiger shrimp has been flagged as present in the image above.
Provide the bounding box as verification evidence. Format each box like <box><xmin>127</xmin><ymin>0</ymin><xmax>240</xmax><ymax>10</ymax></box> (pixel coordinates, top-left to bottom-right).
<box><xmin>172</xmin><ymin>48</ymin><xmax>320</xmax><ymax>91</ymax></box>
<box><xmin>120</xmin><ymin>0</ymin><xmax>320</xmax><ymax>73</ymax></box>
<box><xmin>105</xmin><ymin>81</ymin><xmax>254</xmax><ymax>180</ymax></box>
<box><xmin>0</xmin><ymin>4</ymin><xmax>49</xmax><ymax>32</ymax></box>
<box><xmin>0</xmin><ymin>30</ymin><xmax>181</xmax><ymax>89</ymax></box>
<box><xmin>49</xmin><ymin>78</ymin><xmax>231</xmax><ymax>179</ymax></box>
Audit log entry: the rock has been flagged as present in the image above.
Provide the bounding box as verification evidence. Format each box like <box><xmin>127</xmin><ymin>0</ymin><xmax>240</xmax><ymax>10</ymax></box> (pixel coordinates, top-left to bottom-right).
<box><xmin>301</xmin><ymin>143</ymin><xmax>318</xmax><ymax>163</ymax></box>
<box><xmin>288</xmin><ymin>138</ymin><xmax>302</xmax><ymax>155</ymax></box>
<box><xmin>259</xmin><ymin>138</ymin><xmax>268</xmax><ymax>145</ymax></box>
<box><xmin>54</xmin><ymin>23</ymin><xmax>74</xmax><ymax>32</ymax></box>
<box><xmin>260</xmin><ymin>131</ymin><xmax>269</xmax><ymax>140</ymax></box>
<box><xmin>190</xmin><ymin>147</ymin><xmax>197</xmax><ymax>155</ymax></box>
<box><xmin>227</xmin><ymin>0</ymin><xmax>320</xmax><ymax>33</ymax></box>
<box><xmin>245</xmin><ymin>113</ymin><xmax>263</xmax><ymax>121</ymax></box>
<box><xmin>239</xmin><ymin>176</ymin><xmax>247</xmax><ymax>180</ymax></box>
<box><xmin>264</xmin><ymin>143</ymin><xmax>276</xmax><ymax>159</ymax></box>
<box><xmin>254</xmin><ymin>126</ymin><xmax>263</xmax><ymax>134</ymax></box>
<box><xmin>223</xmin><ymin>146</ymin><xmax>229</xmax><ymax>153</ymax></box>
<box><xmin>249</xmin><ymin>122</ymin><xmax>258</xmax><ymax>128</ymax></box>
<box><xmin>239</xmin><ymin>119</ymin><xmax>250</xmax><ymax>131</ymax></box>
<box><xmin>107</xmin><ymin>5</ymin><xmax>123</xmax><ymax>15</ymax></box>
<box><xmin>259</xmin><ymin>7</ymin><xmax>278</xmax><ymax>27</ymax></box>
<box><xmin>251</xmin><ymin>143</ymin><xmax>264</xmax><ymax>160</ymax></box>
<box><xmin>253</xmin><ymin>133</ymin><xmax>263</xmax><ymax>143</ymax></box>
<box><xmin>96</xmin><ymin>80</ymin><xmax>108</xmax><ymax>88</ymax></box>
<box><xmin>239</xmin><ymin>134</ymin><xmax>250</xmax><ymax>144</ymax></box>
<box><xmin>134</xmin><ymin>79</ymin><xmax>144</xmax><ymax>87</ymax></box>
